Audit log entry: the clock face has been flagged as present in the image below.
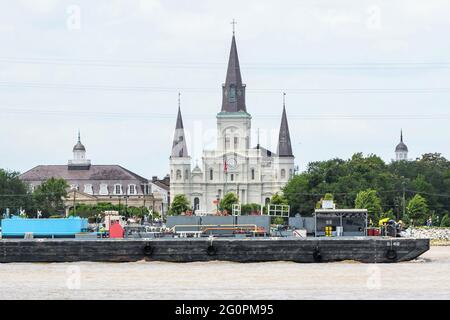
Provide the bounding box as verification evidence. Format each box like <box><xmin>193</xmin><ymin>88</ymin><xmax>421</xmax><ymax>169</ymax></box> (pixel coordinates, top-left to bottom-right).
<box><xmin>227</xmin><ymin>157</ymin><xmax>238</xmax><ymax>169</ymax></box>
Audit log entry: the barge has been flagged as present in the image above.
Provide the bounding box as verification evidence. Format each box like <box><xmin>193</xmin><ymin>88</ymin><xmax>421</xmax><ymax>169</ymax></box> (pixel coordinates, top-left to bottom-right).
<box><xmin>0</xmin><ymin>237</ymin><xmax>429</xmax><ymax>263</ymax></box>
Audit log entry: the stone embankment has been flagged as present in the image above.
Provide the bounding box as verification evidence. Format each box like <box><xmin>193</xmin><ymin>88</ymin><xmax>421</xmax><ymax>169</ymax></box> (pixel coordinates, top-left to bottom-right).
<box><xmin>403</xmin><ymin>227</ymin><xmax>450</xmax><ymax>246</ymax></box>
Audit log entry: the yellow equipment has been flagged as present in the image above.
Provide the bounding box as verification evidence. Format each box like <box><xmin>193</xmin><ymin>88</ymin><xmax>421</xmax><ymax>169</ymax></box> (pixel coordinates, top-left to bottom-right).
<box><xmin>378</xmin><ymin>218</ymin><xmax>390</xmax><ymax>227</ymax></box>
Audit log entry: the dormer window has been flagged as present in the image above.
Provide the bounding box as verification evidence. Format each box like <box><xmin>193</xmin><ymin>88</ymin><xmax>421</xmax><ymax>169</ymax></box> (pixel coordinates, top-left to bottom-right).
<box><xmin>84</xmin><ymin>184</ymin><xmax>93</xmax><ymax>195</ymax></box>
<box><xmin>99</xmin><ymin>184</ymin><xmax>109</xmax><ymax>195</ymax></box>
<box><xmin>128</xmin><ymin>184</ymin><xmax>136</xmax><ymax>195</ymax></box>
<box><xmin>114</xmin><ymin>184</ymin><xmax>123</xmax><ymax>195</ymax></box>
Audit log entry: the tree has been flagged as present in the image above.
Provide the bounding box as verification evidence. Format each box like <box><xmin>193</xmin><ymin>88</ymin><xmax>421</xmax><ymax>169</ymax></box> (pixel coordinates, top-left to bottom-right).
<box><xmin>440</xmin><ymin>214</ymin><xmax>450</xmax><ymax>228</ymax></box>
<box><xmin>219</xmin><ymin>192</ymin><xmax>238</xmax><ymax>213</ymax></box>
<box><xmin>32</xmin><ymin>178</ymin><xmax>69</xmax><ymax>217</ymax></box>
<box><xmin>270</xmin><ymin>193</ymin><xmax>288</xmax><ymax>205</ymax></box>
<box><xmin>241</xmin><ymin>203</ymin><xmax>261</xmax><ymax>215</ymax></box>
<box><xmin>355</xmin><ymin>189</ymin><xmax>382</xmax><ymax>223</ymax></box>
<box><xmin>0</xmin><ymin>169</ymin><xmax>32</xmax><ymax>215</ymax></box>
<box><xmin>168</xmin><ymin>194</ymin><xmax>190</xmax><ymax>216</ymax></box>
<box><xmin>281</xmin><ymin>153</ymin><xmax>449</xmax><ymax>220</ymax></box>
<box><xmin>406</xmin><ymin>194</ymin><xmax>429</xmax><ymax>226</ymax></box>
<box><xmin>323</xmin><ymin>193</ymin><xmax>334</xmax><ymax>201</ymax></box>
<box><xmin>283</xmin><ymin>174</ymin><xmax>314</xmax><ymax>216</ymax></box>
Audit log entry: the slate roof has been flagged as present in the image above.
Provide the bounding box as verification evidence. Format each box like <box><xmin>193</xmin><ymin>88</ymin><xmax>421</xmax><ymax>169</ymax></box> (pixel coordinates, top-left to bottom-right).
<box><xmin>277</xmin><ymin>105</ymin><xmax>294</xmax><ymax>157</ymax></box>
<box><xmin>20</xmin><ymin>165</ymin><xmax>148</xmax><ymax>183</ymax></box>
<box><xmin>395</xmin><ymin>130</ymin><xmax>408</xmax><ymax>152</ymax></box>
<box><xmin>73</xmin><ymin>131</ymin><xmax>86</xmax><ymax>151</ymax></box>
<box><xmin>255</xmin><ymin>145</ymin><xmax>276</xmax><ymax>158</ymax></box>
<box><xmin>221</xmin><ymin>35</ymin><xmax>247</xmax><ymax>113</ymax></box>
<box><xmin>171</xmin><ymin>107</ymin><xmax>189</xmax><ymax>158</ymax></box>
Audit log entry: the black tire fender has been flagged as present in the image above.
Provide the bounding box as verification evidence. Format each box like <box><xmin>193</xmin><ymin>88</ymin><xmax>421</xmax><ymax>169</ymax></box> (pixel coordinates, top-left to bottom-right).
<box><xmin>386</xmin><ymin>249</ymin><xmax>397</xmax><ymax>260</ymax></box>
<box><xmin>206</xmin><ymin>245</ymin><xmax>217</xmax><ymax>256</ymax></box>
<box><xmin>313</xmin><ymin>248</ymin><xmax>322</xmax><ymax>262</ymax></box>
<box><xmin>143</xmin><ymin>244</ymin><xmax>153</xmax><ymax>256</ymax></box>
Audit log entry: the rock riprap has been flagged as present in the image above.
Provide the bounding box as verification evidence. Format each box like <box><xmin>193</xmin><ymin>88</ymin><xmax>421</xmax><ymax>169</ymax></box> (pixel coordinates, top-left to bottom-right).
<box><xmin>403</xmin><ymin>227</ymin><xmax>450</xmax><ymax>241</ymax></box>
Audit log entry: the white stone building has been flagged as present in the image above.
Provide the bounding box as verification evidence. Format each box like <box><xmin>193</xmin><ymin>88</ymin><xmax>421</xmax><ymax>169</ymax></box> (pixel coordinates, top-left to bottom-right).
<box><xmin>169</xmin><ymin>34</ymin><xmax>295</xmax><ymax>213</ymax></box>
<box><xmin>20</xmin><ymin>133</ymin><xmax>163</xmax><ymax>215</ymax></box>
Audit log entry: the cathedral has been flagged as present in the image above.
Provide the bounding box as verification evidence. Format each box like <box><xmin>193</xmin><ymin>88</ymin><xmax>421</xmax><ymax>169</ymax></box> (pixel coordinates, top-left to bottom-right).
<box><xmin>169</xmin><ymin>33</ymin><xmax>295</xmax><ymax>213</ymax></box>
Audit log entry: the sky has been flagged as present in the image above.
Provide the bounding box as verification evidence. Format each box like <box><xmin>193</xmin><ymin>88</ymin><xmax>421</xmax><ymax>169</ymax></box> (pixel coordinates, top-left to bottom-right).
<box><xmin>0</xmin><ymin>0</ymin><xmax>449</xmax><ymax>179</ymax></box>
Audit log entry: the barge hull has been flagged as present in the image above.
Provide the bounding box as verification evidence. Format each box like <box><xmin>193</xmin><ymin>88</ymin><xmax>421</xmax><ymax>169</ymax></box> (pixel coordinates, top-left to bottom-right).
<box><xmin>0</xmin><ymin>237</ymin><xmax>429</xmax><ymax>263</ymax></box>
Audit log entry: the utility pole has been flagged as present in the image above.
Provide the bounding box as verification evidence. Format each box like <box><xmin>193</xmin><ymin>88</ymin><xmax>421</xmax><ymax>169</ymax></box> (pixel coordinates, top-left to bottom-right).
<box><xmin>73</xmin><ymin>189</ymin><xmax>76</xmax><ymax>217</ymax></box>
<box><xmin>402</xmin><ymin>176</ymin><xmax>406</xmax><ymax>220</ymax></box>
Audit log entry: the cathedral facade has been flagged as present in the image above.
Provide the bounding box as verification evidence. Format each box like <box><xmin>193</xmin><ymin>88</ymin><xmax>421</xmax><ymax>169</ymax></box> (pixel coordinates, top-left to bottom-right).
<box><xmin>169</xmin><ymin>34</ymin><xmax>295</xmax><ymax>213</ymax></box>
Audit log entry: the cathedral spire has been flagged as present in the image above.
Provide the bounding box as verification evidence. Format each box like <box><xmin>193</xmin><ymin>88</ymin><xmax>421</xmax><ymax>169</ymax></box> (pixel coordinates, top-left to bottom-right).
<box><xmin>221</xmin><ymin>31</ymin><xmax>246</xmax><ymax>113</ymax></box>
<box><xmin>277</xmin><ymin>93</ymin><xmax>294</xmax><ymax>157</ymax></box>
<box><xmin>171</xmin><ymin>94</ymin><xmax>189</xmax><ymax>158</ymax></box>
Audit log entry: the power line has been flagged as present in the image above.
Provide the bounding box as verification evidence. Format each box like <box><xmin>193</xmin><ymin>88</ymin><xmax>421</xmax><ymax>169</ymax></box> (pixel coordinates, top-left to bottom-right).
<box><xmin>405</xmin><ymin>189</ymin><xmax>450</xmax><ymax>198</ymax></box>
<box><xmin>2</xmin><ymin>81</ymin><xmax>450</xmax><ymax>94</ymax></box>
<box><xmin>1</xmin><ymin>107</ymin><xmax>449</xmax><ymax>121</ymax></box>
<box><xmin>3</xmin><ymin>57</ymin><xmax>450</xmax><ymax>70</ymax></box>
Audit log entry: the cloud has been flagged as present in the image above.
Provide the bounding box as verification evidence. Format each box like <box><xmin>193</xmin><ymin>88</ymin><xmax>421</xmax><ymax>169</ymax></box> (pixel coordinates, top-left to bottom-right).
<box><xmin>18</xmin><ymin>0</ymin><xmax>60</xmax><ymax>13</ymax></box>
<box><xmin>0</xmin><ymin>0</ymin><xmax>449</xmax><ymax>177</ymax></box>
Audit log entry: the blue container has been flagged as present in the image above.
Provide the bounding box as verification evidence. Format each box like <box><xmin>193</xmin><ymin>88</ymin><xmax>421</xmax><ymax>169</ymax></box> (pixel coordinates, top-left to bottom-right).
<box><xmin>1</xmin><ymin>216</ymin><xmax>88</xmax><ymax>238</ymax></box>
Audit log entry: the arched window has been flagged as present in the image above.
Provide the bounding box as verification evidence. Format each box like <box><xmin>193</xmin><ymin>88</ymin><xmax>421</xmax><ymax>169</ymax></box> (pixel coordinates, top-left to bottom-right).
<box><xmin>194</xmin><ymin>198</ymin><xmax>200</xmax><ymax>211</ymax></box>
<box><xmin>225</xmin><ymin>137</ymin><xmax>231</xmax><ymax>149</ymax></box>
<box><xmin>234</xmin><ymin>137</ymin><xmax>239</xmax><ymax>149</ymax></box>
<box><xmin>176</xmin><ymin>170</ymin><xmax>182</xmax><ymax>180</ymax></box>
<box><xmin>210</xmin><ymin>169</ymin><xmax>214</xmax><ymax>181</ymax></box>
<box><xmin>281</xmin><ymin>169</ymin><xmax>286</xmax><ymax>179</ymax></box>
<box><xmin>265</xmin><ymin>197</ymin><xmax>271</xmax><ymax>205</ymax></box>
<box><xmin>185</xmin><ymin>169</ymin><xmax>189</xmax><ymax>180</ymax></box>
<box><xmin>251</xmin><ymin>169</ymin><xmax>255</xmax><ymax>180</ymax></box>
<box><xmin>228</xmin><ymin>85</ymin><xmax>237</xmax><ymax>102</ymax></box>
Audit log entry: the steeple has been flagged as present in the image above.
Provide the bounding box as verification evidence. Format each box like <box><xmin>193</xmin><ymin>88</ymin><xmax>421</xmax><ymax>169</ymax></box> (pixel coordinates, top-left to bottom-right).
<box><xmin>69</xmin><ymin>130</ymin><xmax>90</xmax><ymax>170</ymax></box>
<box><xmin>171</xmin><ymin>94</ymin><xmax>189</xmax><ymax>158</ymax></box>
<box><xmin>395</xmin><ymin>129</ymin><xmax>408</xmax><ymax>161</ymax></box>
<box><xmin>73</xmin><ymin>130</ymin><xmax>85</xmax><ymax>152</ymax></box>
<box><xmin>221</xmin><ymin>32</ymin><xmax>246</xmax><ymax>113</ymax></box>
<box><xmin>277</xmin><ymin>93</ymin><xmax>294</xmax><ymax>157</ymax></box>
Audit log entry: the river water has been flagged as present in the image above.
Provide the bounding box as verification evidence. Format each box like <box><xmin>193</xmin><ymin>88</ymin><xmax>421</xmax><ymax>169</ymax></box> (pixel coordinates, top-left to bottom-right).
<box><xmin>0</xmin><ymin>247</ymin><xmax>449</xmax><ymax>300</ymax></box>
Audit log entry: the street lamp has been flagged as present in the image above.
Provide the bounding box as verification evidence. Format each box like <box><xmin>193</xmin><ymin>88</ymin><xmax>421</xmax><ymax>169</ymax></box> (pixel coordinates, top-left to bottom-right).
<box><xmin>216</xmin><ymin>194</ymin><xmax>220</xmax><ymax>212</ymax></box>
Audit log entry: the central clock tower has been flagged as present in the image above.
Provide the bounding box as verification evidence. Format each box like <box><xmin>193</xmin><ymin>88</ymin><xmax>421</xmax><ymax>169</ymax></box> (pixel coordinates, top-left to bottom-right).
<box><xmin>217</xmin><ymin>34</ymin><xmax>251</xmax><ymax>153</ymax></box>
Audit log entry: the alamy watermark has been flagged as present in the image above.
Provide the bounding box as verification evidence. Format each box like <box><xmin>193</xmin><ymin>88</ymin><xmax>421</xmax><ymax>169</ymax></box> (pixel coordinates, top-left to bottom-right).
<box><xmin>66</xmin><ymin>5</ymin><xmax>82</xmax><ymax>31</ymax></box>
<box><xmin>66</xmin><ymin>265</ymin><xmax>81</xmax><ymax>290</ymax></box>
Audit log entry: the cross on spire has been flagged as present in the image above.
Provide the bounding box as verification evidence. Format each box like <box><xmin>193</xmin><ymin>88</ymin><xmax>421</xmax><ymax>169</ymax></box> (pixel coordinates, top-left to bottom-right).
<box><xmin>283</xmin><ymin>92</ymin><xmax>286</xmax><ymax>108</ymax></box>
<box><xmin>231</xmin><ymin>19</ymin><xmax>237</xmax><ymax>35</ymax></box>
<box><xmin>178</xmin><ymin>92</ymin><xmax>181</xmax><ymax>109</ymax></box>
<box><xmin>78</xmin><ymin>130</ymin><xmax>81</xmax><ymax>142</ymax></box>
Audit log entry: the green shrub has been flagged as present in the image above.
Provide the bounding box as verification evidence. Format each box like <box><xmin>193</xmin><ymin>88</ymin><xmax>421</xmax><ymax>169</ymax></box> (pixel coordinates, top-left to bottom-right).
<box><xmin>440</xmin><ymin>214</ymin><xmax>450</xmax><ymax>227</ymax></box>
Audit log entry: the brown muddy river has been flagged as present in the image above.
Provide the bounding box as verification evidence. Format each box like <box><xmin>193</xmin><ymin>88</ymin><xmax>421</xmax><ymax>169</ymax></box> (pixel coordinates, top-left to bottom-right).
<box><xmin>0</xmin><ymin>246</ymin><xmax>449</xmax><ymax>300</ymax></box>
